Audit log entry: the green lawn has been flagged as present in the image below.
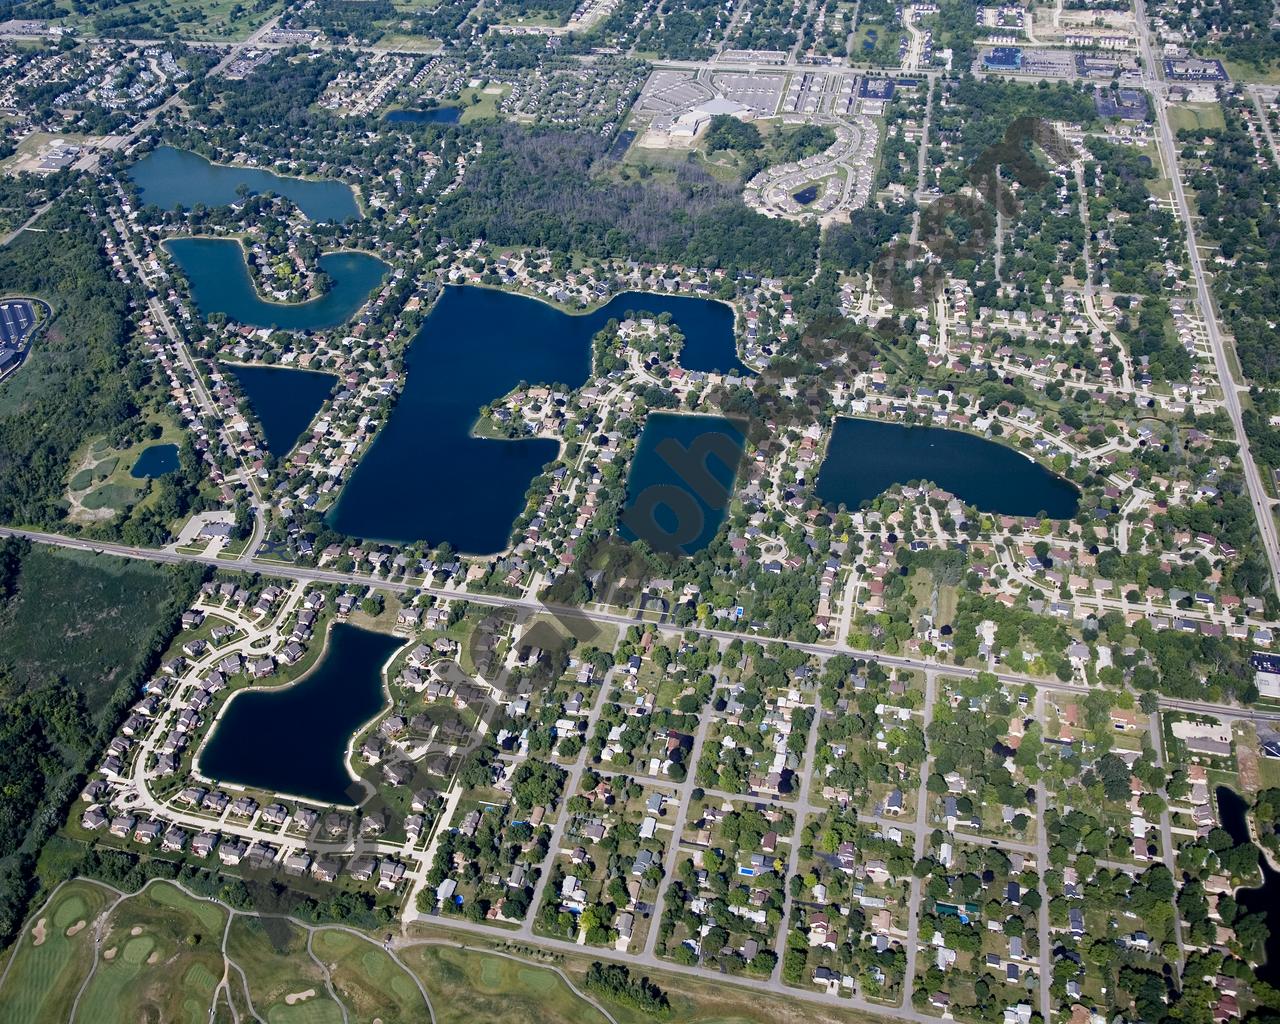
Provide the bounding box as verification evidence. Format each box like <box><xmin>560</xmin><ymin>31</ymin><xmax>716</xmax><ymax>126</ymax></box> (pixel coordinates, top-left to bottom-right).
<box><xmin>74</xmin><ymin>882</ymin><xmax>226</xmax><ymax>1024</ymax></box>
<box><xmin>226</xmin><ymin>917</ymin><xmax>344</xmax><ymax>1024</ymax></box>
<box><xmin>1221</xmin><ymin>59</ymin><xmax>1280</xmax><ymax>85</ymax></box>
<box><xmin>402</xmin><ymin>945</ymin><xmax>610</xmax><ymax>1024</ymax></box>
<box><xmin>66</xmin><ymin>412</ymin><xmax>187</xmax><ymax>519</ymax></box>
<box><xmin>311</xmin><ymin>929</ymin><xmax>428</xmax><ymax>1022</ymax></box>
<box><xmin>0</xmin><ymin>880</ymin><xmax>112</xmax><ymax>1024</ymax></box>
<box><xmin>459</xmin><ymin>86</ymin><xmax>512</xmax><ymax>124</ymax></box>
<box><xmin>1167</xmin><ymin>103</ymin><xmax>1226</xmax><ymax>134</ymax></box>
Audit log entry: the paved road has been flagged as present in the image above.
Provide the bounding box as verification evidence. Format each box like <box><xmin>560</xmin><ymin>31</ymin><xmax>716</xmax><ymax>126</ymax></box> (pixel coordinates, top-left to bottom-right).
<box><xmin>1134</xmin><ymin>0</ymin><xmax>1280</xmax><ymax>597</ymax></box>
<box><xmin>3</xmin><ymin>522</ymin><xmax>1278</xmax><ymax>728</ymax></box>
<box><xmin>899</xmin><ymin>669</ymin><xmax>937</xmax><ymax>1009</ymax></box>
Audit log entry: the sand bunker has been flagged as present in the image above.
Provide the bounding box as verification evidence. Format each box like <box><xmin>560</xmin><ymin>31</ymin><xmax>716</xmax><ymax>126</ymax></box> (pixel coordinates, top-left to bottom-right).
<box><xmin>147</xmin><ymin>951</ymin><xmax>160</xmax><ymax>965</ymax></box>
<box><xmin>103</xmin><ymin>947</ymin><xmax>117</xmax><ymax>961</ymax></box>
<box><xmin>66</xmin><ymin>920</ymin><xmax>86</xmax><ymax>937</ymax></box>
<box><xmin>130</xmin><ymin>926</ymin><xmax>143</xmax><ymax>936</ymax></box>
<box><xmin>31</xmin><ymin>919</ymin><xmax>46</xmax><ymax>946</ymax></box>
<box><xmin>284</xmin><ymin>989</ymin><xmax>316</xmax><ymax>1005</ymax></box>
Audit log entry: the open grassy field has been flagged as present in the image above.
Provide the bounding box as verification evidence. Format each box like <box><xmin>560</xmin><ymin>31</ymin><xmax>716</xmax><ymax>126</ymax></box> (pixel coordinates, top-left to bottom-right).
<box><xmin>403</xmin><ymin>945</ymin><xmax>611</xmax><ymax>1024</ymax></box>
<box><xmin>1167</xmin><ymin>103</ymin><xmax>1226</xmax><ymax>134</ymax></box>
<box><xmin>0</xmin><ymin>880</ymin><xmax>112</xmax><ymax>1024</ymax></box>
<box><xmin>2</xmin><ymin>883</ymin><xmax>895</xmax><ymax>1024</ymax></box>
<box><xmin>74</xmin><ymin>882</ymin><xmax>226</xmax><ymax>1024</ymax></box>
<box><xmin>227</xmin><ymin>916</ymin><xmax>345</xmax><ymax>1024</ymax></box>
<box><xmin>311</xmin><ymin>928</ymin><xmax>428</xmax><ymax>1022</ymax></box>
<box><xmin>0</xmin><ymin>544</ymin><xmax>176</xmax><ymax>709</ymax></box>
<box><xmin>403</xmin><ymin>928</ymin><xmax>886</xmax><ymax>1024</ymax></box>
<box><xmin>459</xmin><ymin>85</ymin><xmax>512</xmax><ymax>123</ymax></box>
<box><xmin>65</xmin><ymin>412</ymin><xmax>186</xmax><ymax>521</ymax></box>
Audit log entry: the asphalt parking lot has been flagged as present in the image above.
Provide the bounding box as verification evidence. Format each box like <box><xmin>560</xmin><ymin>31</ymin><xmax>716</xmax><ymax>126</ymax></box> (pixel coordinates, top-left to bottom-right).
<box><xmin>0</xmin><ymin>298</ymin><xmax>35</xmax><ymax>348</ymax></box>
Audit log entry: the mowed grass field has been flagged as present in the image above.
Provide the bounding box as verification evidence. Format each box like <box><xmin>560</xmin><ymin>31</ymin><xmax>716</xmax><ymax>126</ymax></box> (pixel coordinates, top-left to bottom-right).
<box><xmin>226</xmin><ymin>916</ymin><xmax>344</xmax><ymax>1024</ymax></box>
<box><xmin>0</xmin><ymin>880</ymin><xmax>111</xmax><ymax>1024</ymax></box>
<box><xmin>310</xmin><ymin>929</ymin><xmax>428</xmax><ymax>1022</ymax></box>
<box><xmin>1167</xmin><ymin>103</ymin><xmax>1226</xmax><ymax>135</ymax></box>
<box><xmin>402</xmin><ymin>945</ymin><xmax>611</xmax><ymax>1024</ymax></box>
<box><xmin>0</xmin><ymin>544</ymin><xmax>174</xmax><ymax>709</ymax></box>
<box><xmin>4</xmin><ymin>887</ymin><xmax>889</xmax><ymax>1024</ymax></box>
<box><xmin>74</xmin><ymin>881</ymin><xmax>226</xmax><ymax>1024</ymax></box>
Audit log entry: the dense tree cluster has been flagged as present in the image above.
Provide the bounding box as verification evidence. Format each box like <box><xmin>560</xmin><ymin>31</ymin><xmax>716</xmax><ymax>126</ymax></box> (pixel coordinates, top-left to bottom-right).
<box><xmin>432</xmin><ymin>125</ymin><xmax>818</xmax><ymax>278</ymax></box>
<box><xmin>583</xmin><ymin>962</ymin><xmax>671</xmax><ymax>1016</ymax></box>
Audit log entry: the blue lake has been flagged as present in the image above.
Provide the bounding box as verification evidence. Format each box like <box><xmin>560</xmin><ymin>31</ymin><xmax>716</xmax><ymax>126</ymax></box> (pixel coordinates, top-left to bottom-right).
<box><xmin>199</xmin><ymin>624</ymin><xmax>403</xmax><ymax>805</ymax></box>
<box><xmin>816</xmin><ymin>418</ymin><xmax>1080</xmax><ymax>519</ymax></box>
<box><xmin>129</xmin><ymin>146</ymin><xmax>361</xmax><ymax>222</ymax></box>
<box><xmin>621</xmin><ymin>413</ymin><xmax>746</xmax><ymax>554</ymax></box>
<box><xmin>385</xmin><ymin>106</ymin><xmax>462</xmax><ymax>124</ymax></box>
<box><xmin>327</xmin><ymin>285</ymin><xmax>746</xmax><ymax>553</ymax></box>
<box><xmin>130</xmin><ymin>443</ymin><xmax>180</xmax><ymax>478</ymax></box>
<box><xmin>165</xmin><ymin>237</ymin><xmax>388</xmax><ymax>331</ymax></box>
<box><xmin>224</xmin><ymin>363</ymin><xmax>337</xmax><ymax>458</ymax></box>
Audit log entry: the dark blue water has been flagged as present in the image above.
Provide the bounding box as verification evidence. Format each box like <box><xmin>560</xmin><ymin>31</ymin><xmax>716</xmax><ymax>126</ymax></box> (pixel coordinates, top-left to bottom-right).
<box><xmin>621</xmin><ymin>413</ymin><xmax>745</xmax><ymax>554</ymax></box>
<box><xmin>224</xmin><ymin>363</ymin><xmax>337</xmax><ymax>458</ymax></box>
<box><xmin>129</xmin><ymin>146</ymin><xmax>361</xmax><ymax>222</ymax></box>
<box><xmin>1217</xmin><ymin>786</ymin><xmax>1280</xmax><ymax>984</ymax></box>
<box><xmin>165</xmin><ymin>238</ymin><xmax>388</xmax><ymax>331</ymax></box>
<box><xmin>793</xmin><ymin>185</ymin><xmax>819</xmax><ymax>204</ymax></box>
<box><xmin>328</xmin><ymin>285</ymin><xmax>745</xmax><ymax>552</ymax></box>
<box><xmin>130</xmin><ymin>443</ymin><xmax>179</xmax><ymax>478</ymax></box>
<box><xmin>385</xmin><ymin>106</ymin><xmax>461</xmax><ymax>124</ymax></box>
<box><xmin>199</xmin><ymin>624</ymin><xmax>403</xmax><ymax>805</ymax></box>
<box><xmin>816</xmin><ymin>418</ymin><xmax>1080</xmax><ymax>518</ymax></box>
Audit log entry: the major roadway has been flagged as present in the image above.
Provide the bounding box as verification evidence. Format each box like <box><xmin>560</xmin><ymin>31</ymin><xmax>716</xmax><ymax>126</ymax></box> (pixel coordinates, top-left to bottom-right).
<box><xmin>1</xmin><ymin>522</ymin><xmax>1276</xmax><ymax>727</ymax></box>
<box><xmin>1132</xmin><ymin>0</ymin><xmax>1280</xmax><ymax>598</ymax></box>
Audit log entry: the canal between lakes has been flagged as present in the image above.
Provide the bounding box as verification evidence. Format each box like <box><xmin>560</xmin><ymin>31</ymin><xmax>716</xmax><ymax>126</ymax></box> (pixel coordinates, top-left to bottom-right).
<box><xmin>199</xmin><ymin>624</ymin><xmax>403</xmax><ymax>805</ymax></box>
<box><xmin>130</xmin><ymin>146</ymin><xmax>362</xmax><ymax>222</ymax></box>
<box><xmin>816</xmin><ymin>417</ymin><xmax>1080</xmax><ymax>519</ymax></box>
<box><xmin>164</xmin><ymin>238</ymin><xmax>389</xmax><ymax>331</ymax></box>
<box><xmin>326</xmin><ymin>285</ymin><xmax>747</xmax><ymax>553</ymax></box>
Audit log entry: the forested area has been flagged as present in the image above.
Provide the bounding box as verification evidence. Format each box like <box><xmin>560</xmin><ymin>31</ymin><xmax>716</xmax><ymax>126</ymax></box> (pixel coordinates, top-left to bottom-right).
<box><xmin>1158</xmin><ymin>0</ymin><xmax>1280</xmax><ymax>70</ymax></box>
<box><xmin>492</xmin><ymin>0</ymin><xmax>579</xmax><ymax>24</ymax></box>
<box><xmin>0</xmin><ymin>539</ymin><xmax>203</xmax><ymax>945</ymax></box>
<box><xmin>0</xmin><ymin>201</ymin><xmax>139</xmax><ymax>528</ymax></box>
<box><xmin>292</xmin><ymin>0</ymin><xmax>397</xmax><ymax>42</ymax></box>
<box><xmin>433</xmin><ymin>126</ymin><xmax>818</xmax><ymax>278</ymax></box>
<box><xmin>935</xmin><ymin>79</ymin><xmax>1098</xmax><ymax>170</ymax></box>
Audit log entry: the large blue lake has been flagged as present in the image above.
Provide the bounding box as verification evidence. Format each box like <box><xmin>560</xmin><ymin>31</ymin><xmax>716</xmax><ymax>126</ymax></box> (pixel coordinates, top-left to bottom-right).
<box><xmin>199</xmin><ymin>624</ymin><xmax>403</xmax><ymax>805</ymax></box>
<box><xmin>326</xmin><ymin>285</ymin><xmax>747</xmax><ymax>552</ymax></box>
<box><xmin>816</xmin><ymin>418</ymin><xmax>1080</xmax><ymax>519</ymax></box>
<box><xmin>165</xmin><ymin>237</ymin><xmax>388</xmax><ymax>331</ymax></box>
<box><xmin>224</xmin><ymin>363</ymin><xmax>337</xmax><ymax>458</ymax></box>
<box><xmin>129</xmin><ymin>146</ymin><xmax>361</xmax><ymax>222</ymax></box>
<box><xmin>621</xmin><ymin>413</ymin><xmax>745</xmax><ymax>554</ymax></box>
